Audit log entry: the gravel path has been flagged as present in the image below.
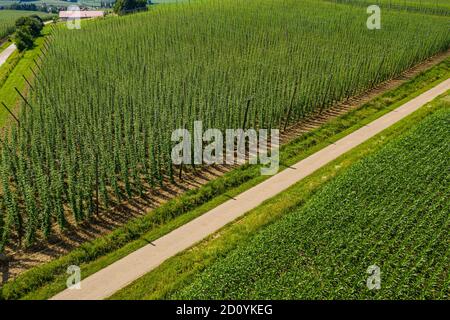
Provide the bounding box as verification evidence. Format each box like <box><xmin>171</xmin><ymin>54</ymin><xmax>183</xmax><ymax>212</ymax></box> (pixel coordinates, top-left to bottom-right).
<box><xmin>0</xmin><ymin>44</ymin><xmax>16</xmax><ymax>67</ymax></box>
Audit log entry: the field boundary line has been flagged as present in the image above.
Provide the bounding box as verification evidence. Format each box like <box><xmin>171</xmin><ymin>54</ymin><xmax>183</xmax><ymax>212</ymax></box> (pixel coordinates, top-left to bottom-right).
<box><xmin>50</xmin><ymin>78</ymin><xmax>450</xmax><ymax>300</ymax></box>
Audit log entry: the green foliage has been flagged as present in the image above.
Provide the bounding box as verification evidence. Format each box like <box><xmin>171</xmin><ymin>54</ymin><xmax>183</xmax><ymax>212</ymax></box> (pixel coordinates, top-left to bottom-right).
<box><xmin>13</xmin><ymin>26</ymin><xmax>34</xmax><ymax>51</ymax></box>
<box><xmin>328</xmin><ymin>0</ymin><xmax>450</xmax><ymax>16</ymax></box>
<box><xmin>174</xmin><ymin>106</ymin><xmax>450</xmax><ymax>299</ymax></box>
<box><xmin>114</xmin><ymin>0</ymin><xmax>148</xmax><ymax>14</ymax></box>
<box><xmin>0</xmin><ymin>49</ymin><xmax>22</xmax><ymax>89</ymax></box>
<box><xmin>0</xmin><ymin>29</ymin><xmax>49</xmax><ymax>127</ymax></box>
<box><xmin>0</xmin><ymin>56</ymin><xmax>448</xmax><ymax>300</ymax></box>
<box><xmin>0</xmin><ymin>0</ymin><xmax>449</xmax><ymax>249</ymax></box>
<box><xmin>0</xmin><ymin>10</ymin><xmax>51</xmax><ymax>40</ymax></box>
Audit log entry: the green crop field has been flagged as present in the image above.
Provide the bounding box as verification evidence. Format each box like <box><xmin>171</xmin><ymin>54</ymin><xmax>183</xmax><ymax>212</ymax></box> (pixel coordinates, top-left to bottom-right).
<box><xmin>78</xmin><ymin>0</ymin><xmax>114</xmax><ymax>7</ymax></box>
<box><xmin>0</xmin><ymin>0</ymin><xmax>129</xmax><ymax>9</ymax></box>
<box><xmin>0</xmin><ymin>10</ymin><xmax>51</xmax><ymax>40</ymax></box>
<box><xmin>172</xmin><ymin>105</ymin><xmax>450</xmax><ymax>300</ymax></box>
<box><xmin>329</xmin><ymin>0</ymin><xmax>450</xmax><ymax>16</ymax></box>
<box><xmin>0</xmin><ymin>0</ymin><xmax>448</xmax><ymax>249</ymax></box>
<box><xmin>0</xmin><ymin>1</ymin><xmax>82</xmax><ymax>8</ymax></box>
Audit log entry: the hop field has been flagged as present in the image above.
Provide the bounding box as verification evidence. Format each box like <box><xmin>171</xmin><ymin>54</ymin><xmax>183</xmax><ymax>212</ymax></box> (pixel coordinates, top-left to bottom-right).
<box><xmin>0</xmin><ymin>0</ymin><xmax>449</xmax><ymax>249</ymax></box>
<box><xmin>174</xmin><ymin>105</ymin><xmax>450</xmax><ymax>300</ymax></box>
<box><xmin>329</xmin><ymin>0</ymin><xmax>450</xmax><ymax>16</ymax></box>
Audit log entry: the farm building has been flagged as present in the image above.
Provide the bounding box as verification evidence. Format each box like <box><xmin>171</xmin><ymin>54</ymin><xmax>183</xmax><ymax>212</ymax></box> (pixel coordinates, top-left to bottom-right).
<box><xmin>59</xmin><ymin>11</ymin><xmax>105</xmax><ymax>20</ymax></box>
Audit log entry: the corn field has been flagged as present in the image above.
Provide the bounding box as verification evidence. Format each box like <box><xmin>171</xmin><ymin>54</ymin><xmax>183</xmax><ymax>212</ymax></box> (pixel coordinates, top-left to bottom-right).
<box><xmin>0</xmin><ymin>0</ymin><xmax>449</xmax><ymax>249</ymax></box>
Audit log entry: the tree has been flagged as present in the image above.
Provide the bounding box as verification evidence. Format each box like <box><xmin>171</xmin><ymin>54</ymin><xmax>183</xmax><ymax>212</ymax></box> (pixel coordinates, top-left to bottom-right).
<box><xmin>15</xmin><ymin>16</ymin><xmax>44</xmax><ymax>38</ymax></box>
<box><xmin>29</xmin><ymin>14</ymin><xmax>44</xmax><ymax>25</ymax></box>
<box><xmin>114</xmin><ymin>0</ymin><xmax>148</xmax><ymax>15</ymax></box>
<box><xmin>14</xmin><ymin>27</ymin><xmax>34</xmax><ymax>51</ymax></box>
<box><xmin>13</xmin><ymin>16</ymin><xmax>44</xmax><ymax>52</ymax></box>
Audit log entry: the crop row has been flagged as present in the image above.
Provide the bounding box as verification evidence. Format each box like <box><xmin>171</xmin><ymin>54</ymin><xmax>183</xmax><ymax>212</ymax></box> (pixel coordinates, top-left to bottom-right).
<box><xmin>328</xmin><ymin>0</ymin><xmax>450</xmax><ymax>16</ymax></box>
<box><xmin>0</xmin><ymin>0</ymin><xmax>449</xmax><ymax>248</ymax></box>
<box><xmin>175</xmin><ymin>106</ymin><xmax>450</xmax><ymax>299</ymax></box>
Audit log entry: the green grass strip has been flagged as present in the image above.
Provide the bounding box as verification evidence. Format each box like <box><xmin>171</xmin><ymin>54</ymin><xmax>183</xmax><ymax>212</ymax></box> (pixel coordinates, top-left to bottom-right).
<box><xmin>0</xmin><ymin>40</ymin><xmax>13</xmax><ymax>54</ymax></box>
<box><xmin>174</xmin><ymin>101</ymin><xmax>450</xmax><ymax>300</ymax></box>
<box><xmin>0</xmin><ymin>27</ymin><xmax>50</xmax><ymax>127</ymax></box>
<box><xmin>0</xmin><ymin>50</ymin><xmax>23</xmax><ymax>90</ymax></box>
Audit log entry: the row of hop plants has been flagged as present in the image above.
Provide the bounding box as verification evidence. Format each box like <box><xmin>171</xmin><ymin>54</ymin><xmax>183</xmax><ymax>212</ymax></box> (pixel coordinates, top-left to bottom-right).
<box><xmin>0</xmin><ymin>0</ymin><xmax>449</xmax><ymax>250</ymax></box>
<box><xmin>327</xmin><ymin>0</ymin><xmax>450</xmax><ymax>16</ymax></box>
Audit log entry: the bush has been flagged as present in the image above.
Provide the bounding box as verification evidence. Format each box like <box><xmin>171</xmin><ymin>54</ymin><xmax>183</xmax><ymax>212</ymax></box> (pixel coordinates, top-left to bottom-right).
<box><xmin>14</xmin><ymin>26</ymin><xmax>34</xmax><ymax>51</ymax></box>
<box><xmin>114</xmin><ymin>0</ymin><xmax>148</xmax><ymax>15</ymax></box>
<box><xmin>13</xmin><ymin>16</ymin><xmax>44</xmax><ymax>52</ymax></box>
<box><xmin>15</xmin><ymin>16</ymin><xmax>43</xmax><ymax>38</ymax></box>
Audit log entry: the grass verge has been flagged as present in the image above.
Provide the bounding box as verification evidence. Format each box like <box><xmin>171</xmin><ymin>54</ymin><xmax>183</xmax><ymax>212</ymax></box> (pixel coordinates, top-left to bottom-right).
<box><xmin>0</xmin><ymin>56</ymin><xmax>448</xmax><ymax>300</ymax></box>
<box><xmin>0</xmin><ymin>50</ymin><xmax>23</xmax><ymax>90</ymax></box>
<box><xmin>0</xmin><ymin>39</ymin><xmax>13</xmax><ymax>54</ymax></box>
<box><xmin>110</xmin><ymin>90</ymin><xmax>448</xmax><ymax>300</ymax></box>
<box><xmin>0</xmin><ymin>27</ymin><xmax>50</xmax><ymax>128</ymax></box>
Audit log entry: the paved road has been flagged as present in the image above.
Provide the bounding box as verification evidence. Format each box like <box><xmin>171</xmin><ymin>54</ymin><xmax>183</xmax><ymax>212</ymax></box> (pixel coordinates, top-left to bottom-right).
<box><xmin>0</xmin><ymin>44</ymin><xmax>17</xmax><ymax>68</ymax></box>
<box><xmin>51</xmin><ymin>78</ymin><xmax>450</xmax><ymax>300</ymax></box>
